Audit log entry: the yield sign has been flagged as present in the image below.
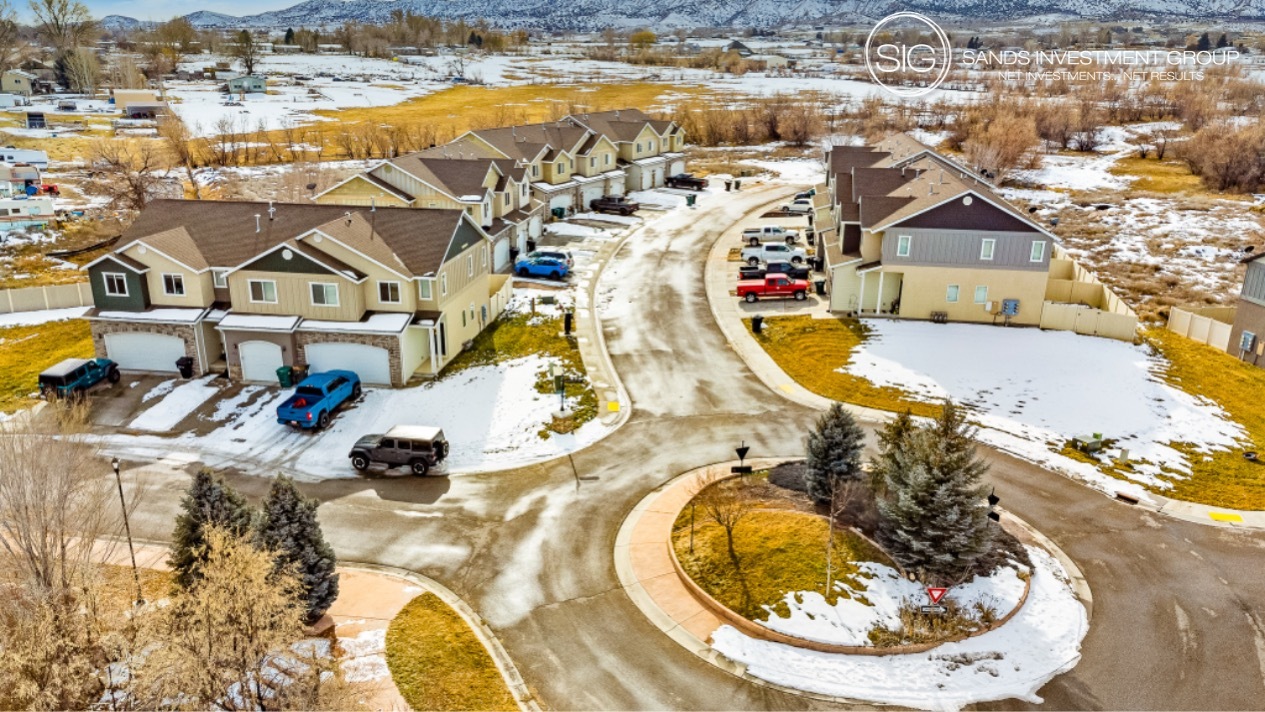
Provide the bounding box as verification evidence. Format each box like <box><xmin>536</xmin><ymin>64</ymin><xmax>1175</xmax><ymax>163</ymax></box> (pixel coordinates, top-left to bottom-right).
<box><xmin>927</xmin><ymin>587</ymin><xmax>948</xmax><ymax>604</ymax></box>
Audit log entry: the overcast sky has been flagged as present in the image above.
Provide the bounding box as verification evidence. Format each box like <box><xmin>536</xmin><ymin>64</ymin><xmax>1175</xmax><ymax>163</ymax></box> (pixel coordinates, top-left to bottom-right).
<box><xmin>78</xmin><ymin>0</ymin><xmax>294</xmax><ymax>19</ymax></box>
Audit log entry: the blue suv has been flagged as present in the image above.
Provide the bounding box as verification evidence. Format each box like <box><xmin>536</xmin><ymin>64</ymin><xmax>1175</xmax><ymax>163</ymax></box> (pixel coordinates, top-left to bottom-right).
<box><xmin>515</xmin><ymin>256</ymin><xmax>570</xmax><ymax>280</ymax></box>
<box><xmin>38</xmin><ymin>357</ymin><xmax>120</xmax><ymax>399</ymax></box>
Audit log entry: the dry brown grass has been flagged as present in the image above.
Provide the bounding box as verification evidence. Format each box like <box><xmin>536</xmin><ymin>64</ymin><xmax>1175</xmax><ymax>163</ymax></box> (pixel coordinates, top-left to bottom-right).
<box><xmin>1109</xmin><ymin>156</ymin><xmax>1209</xmax><ymax>195</ymax></box>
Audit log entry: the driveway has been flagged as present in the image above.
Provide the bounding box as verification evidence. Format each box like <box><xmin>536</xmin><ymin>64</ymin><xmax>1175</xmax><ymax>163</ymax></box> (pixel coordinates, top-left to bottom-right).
<box><xmin>107</xmin><ymin>179</ymin><xmax>1265</xmax><ymax>711</ymax></box>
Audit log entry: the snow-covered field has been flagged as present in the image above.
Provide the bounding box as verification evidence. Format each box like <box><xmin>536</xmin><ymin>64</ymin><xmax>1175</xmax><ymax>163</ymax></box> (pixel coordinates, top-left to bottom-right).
<box><xmin>843</xmin><ymin>321</ymin><xmax>1245</xmax><ymax>501</ymax></box>
<box><xmin>761</xmin><ymin>561</ymin><xmax>1026</xmax><ymax>647</ymax></box>
<box><xmin>0</xmin><ymin>306</ymin><xmax>88</xmax><ymax>328</ymax></box>
<box><xmin>714</xmin><ymin>548</ymin><xmax>1086</xmax><ymax>712</ymax></box>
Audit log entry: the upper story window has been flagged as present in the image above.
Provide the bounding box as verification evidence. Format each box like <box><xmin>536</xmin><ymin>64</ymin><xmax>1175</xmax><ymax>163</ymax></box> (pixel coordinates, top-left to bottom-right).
<box><xmin>590</xmin><ymin>157</ymin><xmax>596</xmax><ymax>168</ymax></box>
<box><xmin>482</xmin><ymin>246</ymin><xmax>487</xmax><ymax>268</ymax></box>
<box><xmin>248</xmin><ymin>279</ymin><xmax>277</xmax><ymax>304</ymax></box>
<box><xmin>635</xmin><ymin>142</ymin><xmax>642</xmax><ymax>153</ymax></box>
<box><xmin>310</xmin><ymin>282</ymin><xmax>339</xmax><ymax>307</ymax></box>
<box><xmin>418</xmin><ymin>279</ymin><xmax>433</xmax><ymax>300</ymax></box>
<box><xmin>532</xmin><ymin>165</ymin><xmax>540</xmax><ymax>177</ymax></box>
<box><xmin>212</xmin><ymin>269</ymin><xmax>228</xmax><ymax>288</ymax></box>
<box><xmin>556</xmin><ymin>161</ymin><xmax>566</xmax><ymax>173</ymax></box>
<box><xmin>103</xmin><ymin>272</ymin><xmax>128</xmax><ymax>297</ymax></box>
<box><xmin>378</xmin><ymin>281</ymin><xmax>401</xmax><ymax>304</ymax></box>
<box><xmin>946</xmin><ymin>284</ymin><xmax>960</xmax><ymax>303</ymax></box>
<box><xmin>1030</xmin><ymin>241</ymin><xmax>1046</xmax><ymax>262</ymax></box>
<box><xmin>162</xmin><ymin>273</ymin><xmax>185</xmax><ymax>296</ymax></box>
<box><xmin>440</xmin><ymin>273</ymin><xmax>448</xmax><ymax>296</ymax></box>
<box><xmin>896</xmin><ymin>235</ymin><xmax>911</xmax><ymax>258</ymax></box>
<box><xmin>467</xmin><ymin>254</ymin><xmax>474</xmax><ymax>277</ymax></box>
<box><xmin>980</xmin><ymin>239</ymin><xmax>996</xmax><ymax>261</ymax></box>
<box><xmin>604</xmin><ymin>154</ymin><xmax>610</xmax><ymax>165</ymax></box>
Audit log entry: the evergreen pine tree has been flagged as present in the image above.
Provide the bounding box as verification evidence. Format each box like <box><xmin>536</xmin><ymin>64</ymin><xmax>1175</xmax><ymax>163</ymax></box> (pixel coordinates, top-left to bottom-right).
<box><xmin>1216</xmin><ymin>33</ymin><xmax>1229</xmax><ymax>49</ymax></box>
<box><xmin>871</xmin><ymin>408</ymin><xmax>915</xmax><ymax>496</ymax></box>
<box><xmin>284</xmin><ymin>28</ymin><xmax>296</xmax><ymax>45</ymax></box>
<box><xmin>259</xmin><ymin>475</ymin><xmax>340</xmax><ymax>623</ymax></box>
<box><xmin>804</xmin><ymin>403</ymin><xmax>866</xmax><ymax>505</ymax></box>
<box><xmin>876</xmin><ymin>402</ymin><xmax>993</xmax><ymax>585</ymax></box>
<box><xmin>1196</xmin><ymin>32</ymin><xmax>1212</xmax><ymax>51</ymax></box>
<box><xmin>169</xmin><ymin>469</ymin><xmax>257</xmax><ymax>589</ymax></box>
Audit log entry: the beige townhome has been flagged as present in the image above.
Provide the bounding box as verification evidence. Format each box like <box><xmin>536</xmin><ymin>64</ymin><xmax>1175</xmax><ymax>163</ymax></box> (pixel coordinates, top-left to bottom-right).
<box><xmin>819</xmin><ymin>134</ymin><xmax>1136</xmax><ymax>340</ymax></box>
<box><xmin>83</xmin><ymin>200</ymin><xmax>510</xmax><ymax>386</ymax></box>
<box><xmin>568</xmin><ymin>109</ymin><xmax>687</xmax><ymax>191</ymax></box>
<box><xmin>313</xmin><ymin>153</ymin><xmax>540</xmax><ymax>271</ymax></box>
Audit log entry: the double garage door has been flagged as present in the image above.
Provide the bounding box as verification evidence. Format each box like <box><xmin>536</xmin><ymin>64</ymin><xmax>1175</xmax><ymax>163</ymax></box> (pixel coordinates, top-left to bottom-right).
<box><xmin>104</xmin><ymin>332</ymin><xmax>185</xmax><ymax>373</ymax></box>
<box><xmin>580</xmin><ymin>184</ymin><xmax>605</xmax><ymax>210</ymax></box>
<box><xmin>236</xmin><ymin>340</ymin><xmax>394</xmax><ymax>386</ymax></box>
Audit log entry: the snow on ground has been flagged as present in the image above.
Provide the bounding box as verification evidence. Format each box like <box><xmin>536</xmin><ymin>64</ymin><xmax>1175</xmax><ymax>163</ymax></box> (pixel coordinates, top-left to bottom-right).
<box><xmin>843</xmin><ymin>321</ymin><xmax>1245</xmax><ymax>500</ymax></box>
<box><xmin>627</xmin><ymin>189</ymin><xmax>688</xmax><ymax>209</ymax></box>
<box><xmin>544</xmin><ymin>222</ymin><xmax>612</xmax><ymax>239</ymax></box>
<box><xmin>742</xmin><ymin>158</ymin><xmax>825</xmax><ymax>185</ymax></box>
<box><xmin>1013</xmin><ymin>152</ymin><xmax>1132</xmax><ymax>192</ymax></box>
<box><xmin>0</xmin><ymin>306</ymin><xmax>87</xmax><ymax>328</ymax></box>
<box><xmin>571</xmin><ymin>211</ymin><xmax>642</xmax><ymax>226</ymax></box>
<box><xmin>106</xmin><ymin>355</ymin><xmax>611</xmax><ymax>479</ymax></box>
<box><xmin>713</xmin><ymin>548</ymin><xmax>1086</xmax><ymax>712</ymax></box>
<box><xmin>761</xmin><ymin>562</ymin><xmax>1026</xmax><ymax>647</ymax></box>
<box><xmin>128</xmin><ymin>376</ymin><xmax>221</xmax><ymax>432</ymax></box>
<box><xmin>336</xmin><ymin>628</ymin><xmax>389</xmax><ymax>683</ymax></box>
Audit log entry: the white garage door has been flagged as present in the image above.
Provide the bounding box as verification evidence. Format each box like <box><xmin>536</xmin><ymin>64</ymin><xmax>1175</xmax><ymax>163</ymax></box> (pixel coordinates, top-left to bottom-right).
<box><xmin>581</xmin><ymin>184</ymin><xmax>605</xmax><ymax>208</ymax></box>
<box><xmin>238</xmin><ymin>340</ymin><xmax>284</xmax><ymax>383</ymax></box>
<box><xmin>304</xmin><ymin>343</ymin><xmax>392</xmax><ymax>386</ymax></box>
<box><xmin>494</xmin><ymin>238</ymin><xmax>511</xmax><ymax>272</ymax></box>
<box><xmin>548</xmin><ymin>193</ymin><xmax>573</xmax><ymax>211</ymax></box>
<box><xmin>105</xmin><ymin>332</ymin><xmax>184</xmax><ymax>373</ymax></box>
<box><xmin>669</xmin><ymin>159</ymin><xmax>686</xmax><ymax>176</ymax></box>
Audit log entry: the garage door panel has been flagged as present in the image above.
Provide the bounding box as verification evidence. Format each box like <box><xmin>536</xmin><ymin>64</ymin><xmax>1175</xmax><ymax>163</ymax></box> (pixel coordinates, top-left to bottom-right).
<box><xmin>239</xmin><ymin>340</ymin><xmax>283</xmax><ymax>383</ymax></box>
<box><xmin>105</xmin><ymin>332</ymin><xmax>184</xmax><ymax>372</ymax></box>
<box><xmin>304</xmin><ymin>343</ymin><xmax>392</xmax><ymax>386</ymax></box>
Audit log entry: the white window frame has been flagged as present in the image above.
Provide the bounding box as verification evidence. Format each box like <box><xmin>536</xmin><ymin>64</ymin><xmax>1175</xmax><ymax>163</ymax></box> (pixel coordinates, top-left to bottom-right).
<box><xmin>378</xmin><ymin>280</ymin><xmax>402</xmax><ymax>304</ymax></box>
<box><xmin>212</xmin><ymin>269</ymin><xmax>228</xmax><ymax>288</ymax></box>
<box><xmin>946</xmin><ymin>284</ymin><xmax>960</xmax><ymax>303</ymax></box>
<box><xmin>440</xmin><ymin>273</ymin><xmax>448</xmax><ymax>296</ymax></box>
<box><xmin>896</xmin><ymin>234</ymin><xmax>911</xmax><ymax>258</ymax></box>
<box><xmin>482</xmin><ymin>246</ymin><xmax>487</xmax><ymax>268</ymax></box>
<box><xmin>635</xmin><ymin>142</ymin><xmax>642</xmax><ymax>153</ymax></box>
<box><xmin>604</xmin><ymin>154</ymin><xmax>611</xmax><ymax>165</ymax></box>
<box><xmin>556</xmin><ymin>161</ymin><xmax>565</xmax><ymax>173</ymax></box>
<box><xmin>974</xmin><ymin>285</ymin><xmax>989</xmax><ymax>304</ymax></box>
<box><xmin>418</xmin><ymin>278</ymin><xmax>433</xmax><ymax>300</ymax></box>
<box><xmin>980</xmin><ymin>238</ymin><xmax>996</xmax><ymax>261</ymax></box>
<box><xmin>532</xmin><ymin>165</ymin><xmax>540</xmax><ymax>177</ymax></box>
<box><xmin>1031</xmin><ymin>241</ymin><xmax>1046</xmax><ymax>262</ymax></box>
<box><xmin>467</xmin><ymin>254</ymin><xmax>474</xmax><ymax>277</ymax></box>
<box><xmin>161</xmin><ymin>273</ymin><xmax>185</xmax><ymax>296</ymax></box>
<box><xmin>248</xmin><ymin>279</ymin><xmax>278</xmax><ymax>304</ymax></box>
<box><xmin>103</xmin><ymin>272</ymin><xmax>128</xmax><ymax>297</ymax></box>
<box><xmin>310</xmin><ymin>282</ymin><xmax>339</xmax><ymax>307</ymax></box>
<box><xmin>589</xmin><ymin>156</ymin><xmax>596</xmax><ymax>168</ymax></box>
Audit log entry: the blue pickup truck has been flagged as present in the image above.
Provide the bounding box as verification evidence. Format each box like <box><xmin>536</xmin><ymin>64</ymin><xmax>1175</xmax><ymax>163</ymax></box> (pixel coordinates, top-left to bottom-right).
<box><xmin>275</xmin><ymin>370</ymin><xmax>361</xmax><ymax>430</ymax></box>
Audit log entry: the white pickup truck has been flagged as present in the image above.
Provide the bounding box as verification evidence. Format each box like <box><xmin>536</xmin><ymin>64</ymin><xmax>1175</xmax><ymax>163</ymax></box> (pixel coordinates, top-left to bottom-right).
<box><xmin>741</xmin><ymin>243</ymin><xmax>808</xmax><ymax>266</ymax></box>
<box><xmin>742</xmin><ymin>225</ymin><xmax>800</xmax><ymax>246</ymax></box>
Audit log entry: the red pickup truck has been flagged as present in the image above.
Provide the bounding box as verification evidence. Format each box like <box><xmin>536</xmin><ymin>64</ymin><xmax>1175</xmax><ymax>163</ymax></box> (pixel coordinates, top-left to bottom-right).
<box><xmin>737</xmin><ymin>275</ymin><xmax>810</xmax><ymax>303</ymax></box>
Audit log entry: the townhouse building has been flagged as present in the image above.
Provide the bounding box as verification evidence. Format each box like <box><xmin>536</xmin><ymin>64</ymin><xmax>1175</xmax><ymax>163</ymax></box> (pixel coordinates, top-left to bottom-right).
<box><xmin>1228</xmin><ymin>253</ymin><xmax>1265</xmax><ymax>368</ymax></box>
<box><xmin>83</xmin><ymin>200</ymin><xmax>510</xmax><ymax>387</ymax></box>
<box><xmin>314</xmin><ymin>154</ymin><xmax>539</xmax><ymax>272</ymax></box>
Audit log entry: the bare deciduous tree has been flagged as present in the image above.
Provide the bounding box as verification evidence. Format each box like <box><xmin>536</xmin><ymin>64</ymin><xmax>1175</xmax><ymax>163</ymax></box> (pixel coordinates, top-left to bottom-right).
<box><xmin>963</xmin><ymin>113</ymin><xmax>1041</xmax><ymax>182</ymax></box>
<box><xmin>90</xmin><ymin>139</ymin><xmax>173</xmax><ymax>211</ymax></box>
<box><xmin>228</xmin><ymin>28</ymin><xmax>262</xmax><ymax>76</ymax></box>
<box><xmin>694</xmin><ymin>472</ymin><xmax>755</xmax><ymax>569</ymax></box>
<box><xmin>0</xmin><ymin>1</ymin><xmax>20</xmax><ymax>73</ymax></box>
<box><xmin>29</xmin><ymin>0</ymin><xmax>95</xmax><ymax>52</ymax></box>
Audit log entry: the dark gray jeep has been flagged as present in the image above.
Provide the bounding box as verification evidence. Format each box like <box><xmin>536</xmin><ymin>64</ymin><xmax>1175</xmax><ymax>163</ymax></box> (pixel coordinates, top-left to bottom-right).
<box><xmin>349</xmin><ymin>425</ymin><xmax>449</xmax><ymax>476</ymax></box>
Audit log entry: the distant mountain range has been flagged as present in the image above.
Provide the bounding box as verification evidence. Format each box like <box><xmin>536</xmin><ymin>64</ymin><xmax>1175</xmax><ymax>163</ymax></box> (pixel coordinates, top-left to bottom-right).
<box><xmin>99</xmin><ymin>0</ymin><xmax>1265</xmax><ymax>32</ymax></box>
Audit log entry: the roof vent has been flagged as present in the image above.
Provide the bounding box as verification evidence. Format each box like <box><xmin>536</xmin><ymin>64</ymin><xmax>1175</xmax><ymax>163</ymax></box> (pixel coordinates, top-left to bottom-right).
<box><xmin>267</xmin><ymin>201</ymin><xmax>276</xmax><ymax>220</ymax></box>
<box><xmin>344</xmin><ymin>211</ymin><xmax>353</xmax><ymax>227</ymax></box>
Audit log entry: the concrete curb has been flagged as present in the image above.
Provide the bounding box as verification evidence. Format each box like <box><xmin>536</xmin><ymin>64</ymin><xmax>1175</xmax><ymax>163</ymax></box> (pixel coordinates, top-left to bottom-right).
<box><xmin>340</xmin><ymin>562</ymin><xmax>542</xmax><ymax>712</ymax></box>
<box><xmin>996</xmin><ymin>506</ymin><xmax>1094</xmax><ymax>623</ymax></box>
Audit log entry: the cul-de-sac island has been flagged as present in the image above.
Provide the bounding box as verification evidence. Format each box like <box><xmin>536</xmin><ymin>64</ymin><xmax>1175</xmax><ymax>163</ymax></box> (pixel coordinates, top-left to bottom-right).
<box><xmin>0</xmin><ymin>1</ymin><xmax>1263</xmax><ymax>710</ymax></box>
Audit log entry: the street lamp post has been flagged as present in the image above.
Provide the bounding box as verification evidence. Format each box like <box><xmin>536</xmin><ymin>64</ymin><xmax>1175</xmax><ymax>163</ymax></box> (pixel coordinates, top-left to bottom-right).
<box><xmin>111</xmin><ymin>457</ymin><xmax>144</xmax><ymax>607</ymax></box>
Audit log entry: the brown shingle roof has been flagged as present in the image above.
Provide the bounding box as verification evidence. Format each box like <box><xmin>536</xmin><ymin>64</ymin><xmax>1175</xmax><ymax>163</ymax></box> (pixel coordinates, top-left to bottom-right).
<box><xmin>137</xmin><ymin>226</ymin><xmax>208</xmax><ymax>271</ymax></box>
<box><xmin>119</xmin><ymin>200</ymin><xmax>470</xmax><ymax>278</ymax></box>
<box><xmin>387</xmin><ymin>155</ymin><xmax>496</xmax><ymax>201</ymax></box>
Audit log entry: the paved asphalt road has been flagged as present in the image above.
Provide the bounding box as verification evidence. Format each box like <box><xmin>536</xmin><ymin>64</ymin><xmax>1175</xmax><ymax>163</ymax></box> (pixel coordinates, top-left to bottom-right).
<box><xmin>113</xmin><ymin>185</ymin><xmax>1265</xmax><ymax>711</ymax></box>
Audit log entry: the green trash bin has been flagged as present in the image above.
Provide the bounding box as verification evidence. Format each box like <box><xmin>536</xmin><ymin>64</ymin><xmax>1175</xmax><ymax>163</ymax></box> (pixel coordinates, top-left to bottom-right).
<box><xmin>276</xmin><ymin>365</ymin><xmax>294</xmax><ymax>388</ymax></box>
<box><xmin>733</xmin><ymin>179</ymin><xmax>742</xmax><ymax>190</ymax></box>
<box><xmin>686</xmin><ymin>194</ymin><xmax>696</xmax><ymax>207</ymax></box>
<box><xmin>551</xmin><ymin>206</ymin><xmax>566</xmax><ymax>220</ymax></box>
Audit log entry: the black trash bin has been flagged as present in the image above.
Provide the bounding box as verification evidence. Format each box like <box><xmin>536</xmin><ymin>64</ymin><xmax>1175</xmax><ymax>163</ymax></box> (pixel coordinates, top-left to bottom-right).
<box><xmin>526</xmin><ymin>238</ymin><xmax>537</xmax><ymax>254</ymax></box>
<box><xmin>814</xmin><ymin>279</ymin><xmax>826</xmax><ymax>296</ymax></box>
<box><xmin>814</xmin><ymin>256</ymin><xmax>825</xmax><ymax>272</ymax></box>
<box><xmin>175</xmin><ymin>356</ymin><xmax>194</xmax><ymax>379</ymax></box>
<box><xmin>563</xmin><ymin>310</ymin><xmax>574</xmax><ymax>336</ymax></box>
<box><xmin>291</xmin><ymin>365</ymin><xmax>309</xmax><ymax>384</ymax></box>
<box><xmin>751</xmin><ymin>315</ymin><xmax>764</xmax><ymax>334</ymax></box>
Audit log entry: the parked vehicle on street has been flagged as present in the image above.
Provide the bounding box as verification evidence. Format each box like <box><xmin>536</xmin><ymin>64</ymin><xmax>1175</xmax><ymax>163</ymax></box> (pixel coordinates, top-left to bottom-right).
<box><xmin>741</xmin><ymin>243</ymin><xmax>808</xmax><ymax>266</ymax></box>
<box><xmin>275</xmin><ymin>370</ymin><xmax>361</xmax><ymax>430</ymax></box>
<box><xmin>739</xmin><ymin>260</ymin><xmax>812</xmax><ymax>281</ymax></box>
<box><xmin>349</xmin><ymin>425</ymin><xmax>450</xmax><ymax>476</ymax></box>
<box><xmin>737</xmin><ymin>275</ymin><xmax>811</xmax><ymax>303</ymax></box>
<box><xmin>782</xmin><ymin>198</ymin><xmax>814</xmax><ymax>214</ymax></box>
<box><xmin>528</xmin><ymin>250</ymin><xmax>573</xmax><ymax>268</ymax></box>
<box><xmin>515</xmin><ymin>256</ymin><xmax>570</xmax><ymax>280</ymax></box>
<box><xmin>742</xmin><ymin>225</ymin><xmax>800</xmax><ymax>246</ymax></box>
<box><xmin>795</xmin><ymin>190</ymin><xmax>815</xmax><ymax>201</ymax></box>
<box><xmin>38</xmin><ymin>357</ymin><xmax>120</xmax><ymax>399</ymax></box>
<box><xmin>666</xmin><ymin>173</ymin><xmax>708</xmax><ymax>191</ymax></box>
<box><xmin>590</xmin><ymin>195</ymin><xmax>640</xmax><ymax>215</ymax></box>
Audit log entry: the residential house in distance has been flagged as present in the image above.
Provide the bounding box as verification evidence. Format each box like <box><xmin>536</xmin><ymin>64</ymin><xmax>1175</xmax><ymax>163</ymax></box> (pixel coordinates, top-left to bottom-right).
<box><xmin>0</xmin><ymin>69</ymin><xmax>37</xmax><ymax>96</ymax></box>
<box><xmin>82</xmin><ymin>200</ymin><xmax>511</xmax><ymax>386</ymax></box>
<box><xmin>1228</xmin><ymin>252</ymin><xmax>1265</xmax><ymax>367</ymax></box>
<box><xmin>725</xmin><ymin>40</ymin><xmax>754</xmax><ymax>57</ymax></box>
<box><xmin>226</xmin><ymin>75</ymin><xmax>267</xmax><ymax>94</ymax></box>
<box><xmin>313</xmin><ymin>154</ymin><xmax>539</xmax><ymax>272</ymax></box>
<box><xmin>820</xmin><ymin>134</ymin><xmax>1136</xmax><ymax>339</ymax></box>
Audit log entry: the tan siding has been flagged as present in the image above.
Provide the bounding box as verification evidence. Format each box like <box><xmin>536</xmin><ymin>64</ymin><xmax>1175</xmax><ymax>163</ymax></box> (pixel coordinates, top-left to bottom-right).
<box><xmin>300</xmin><ymin>235</ymin><xmax>415</xmax><ymax>313</ymax></box>
<box><xmin>314</xmin><ymin>176</ymin><xmax>410</xmax><ymax>207</ymax></box>
<box><xmin>435</xmin><ymin>239</ymin><xmax>490</xmax><ymax>309</ymax></box>
<box><xmin>122</xmin><ymin>245</ymin><xmax>214</xmax><ymax>307</ymax></box>
<box><xmin>229</xmin><ymin>271</ymin><xmax>365</xmax><ymax>320</ymax></box>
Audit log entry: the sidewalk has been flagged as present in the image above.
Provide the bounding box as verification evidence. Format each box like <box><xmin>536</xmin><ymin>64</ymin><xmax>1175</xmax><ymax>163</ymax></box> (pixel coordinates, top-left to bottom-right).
<box><xmin>567</xmin><ymin>219</ymin><xmax>632</xmax><ymax>430</ymax></box>
<box><xmin>700</xmin><ymin>197</ymin><xmax>1265</xmax><ymax>531</ymax></box>
<box><xmin>93</xmin><ymin>540</ymin><xmax>538</xmax><ymax>711</ymax></box>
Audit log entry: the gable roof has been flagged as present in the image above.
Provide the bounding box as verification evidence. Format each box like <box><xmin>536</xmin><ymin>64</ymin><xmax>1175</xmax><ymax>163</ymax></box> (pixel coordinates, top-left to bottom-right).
<box><xmin>386</xmin><ymin>155</ymin><xmax>500</xmax><ymax>202</ymax></box>
<box><xmin>568</xmin><ymin>108</ymin><xmax>669</xmax><ymax>144</ymax></box>
<box><xmin>113</xmin><ymin>200</ymin><xmax>478</xmax><ymax>280</ymax></box>
<box><xmin>468</xmin><ymin>121</ymin><xmax>593</xmax><ymax>161</ymax></box>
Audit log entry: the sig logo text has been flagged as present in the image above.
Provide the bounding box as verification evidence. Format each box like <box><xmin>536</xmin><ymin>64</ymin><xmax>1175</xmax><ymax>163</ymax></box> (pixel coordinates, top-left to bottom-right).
<box><xmin>864</xmin><ymin>12</ymin><xmax>952</xmax><ymax>98</ymax></box>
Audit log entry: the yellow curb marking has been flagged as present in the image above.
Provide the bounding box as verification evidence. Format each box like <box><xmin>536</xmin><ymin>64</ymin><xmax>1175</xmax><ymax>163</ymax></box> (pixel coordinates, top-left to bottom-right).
<box><xmin>778</xmin><ymin>383</ymin><xmax>795</xmax><ymax>393</ymax></box>
<box><xmin>1209</xmin><ymin>512</ymin><xmax>1243</xmax><ymax>523</ymax></box>
<box><xmin>608</xmin><ymin>401</ymin><xmax>621</xmax><ymax>412</ymax></box>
